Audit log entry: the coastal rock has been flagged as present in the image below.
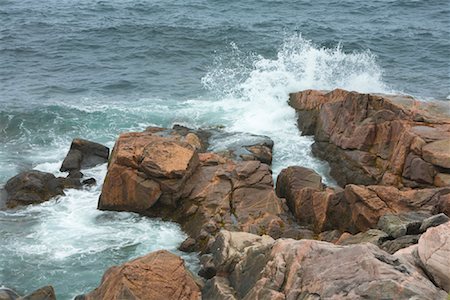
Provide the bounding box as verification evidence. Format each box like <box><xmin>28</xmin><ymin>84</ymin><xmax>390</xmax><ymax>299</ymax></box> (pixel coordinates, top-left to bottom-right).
<box><xmin>381</xmin><ymin>235</ymin><xmax>420</xmax><ymax>254</ymax></box>
<box><xmin>4</xmin><ymin>170</ymin><xmax>65</xmax><ymax>208</ymax></box>
<box><xmin>289</xmin><ymin>89</ymin><xmax>450</xmax><ymax>187</ymax></box>
<box><xmin>78</xmin><ymin>250</ymin><xmax>201</xmax><ymax>300</ymax></box>
<box><xmin>419</xmin><ymin>213</ymin><xmax>449</xmax><ymax>232</ymax></box>
<box><xmin>377</xmin><ymin>212</ymin><xmax>430</xmax><ymax>238</ymax></box>
<box><xmin>0</xmin><ymin>286</ymin><xmax>56</xmax><ymax>300</ymax></box>
<box><xmin>206</xmin><ymin>230</ymin><xmax>447</xmax><ymax>299</ymax></box>
<box><xmin>60</xmin><ymin>138</ymin><xmax>109</xmax><ymax>172</ymax></box>
<box><xmin>99</xmin><ymin>127</ymin><xmax>301</xmax><ymax>252</ymax></box>
<box><xmin>0</xmin><ymin>287</ymin><xmax>19</xmax><ymax>300</ymax></box>
<box><xmin>417</xmin><ymin>221</ymin><xmax>450</xmax><ymax>292</ymax></box>
<box><xmin>336</xmin><ymin>229</ymin><xmax>388</xmax><ymax>246</ymax></box>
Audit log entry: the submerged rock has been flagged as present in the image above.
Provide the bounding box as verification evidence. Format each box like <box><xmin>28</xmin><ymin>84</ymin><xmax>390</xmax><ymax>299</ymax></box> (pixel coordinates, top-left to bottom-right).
<box><xmin>77</xmin><ymin>250</ymin><xmax>201</xmax><ymax>300</ymax></box>
<box><xmin>60</xmin><ymin>138</ymin><xmax>109</xmax><ymax>173</ymax></box>
<box><xmin>4</xmin><ymin>170</ymin><xmax>65</xmax><ymax>208</ymax></box>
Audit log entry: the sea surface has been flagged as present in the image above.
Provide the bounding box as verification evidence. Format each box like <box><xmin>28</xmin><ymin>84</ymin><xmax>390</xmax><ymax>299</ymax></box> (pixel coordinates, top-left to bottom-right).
<box><xmin>0</xmin><ymin>0</ymin><xmax>449</xmax><ymax>298</ymax></box>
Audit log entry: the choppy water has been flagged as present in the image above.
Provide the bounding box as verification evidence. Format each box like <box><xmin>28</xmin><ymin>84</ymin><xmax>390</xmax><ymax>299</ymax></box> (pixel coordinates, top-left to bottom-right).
<box><xmin>0</xmin><ymin>0</ymin><xmax>449</xmax><ymax>298</ymax></box>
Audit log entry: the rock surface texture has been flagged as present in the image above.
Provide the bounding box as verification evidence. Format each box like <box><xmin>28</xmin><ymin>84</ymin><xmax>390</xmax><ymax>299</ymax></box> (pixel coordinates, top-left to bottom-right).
<box><xmin>99</xmin><ymin>126</ymin><xmax>306</xmax><ymax>252</ymax></box>
<box><xmin>202</xmin><ymin>230</ymin><xmax>448</xmax><ymax>300</ymax></box>
<box><xmin>77</xmin><ymin>250</ymin><xmax>201</xmax><ymax>300</ymax></box>
<box><xmin>60</xmin><ymin>138</ymin><xmax>109</xmax><ymax>173</ymax></box>
<box><xmin>289</xmin><ymin>89</ymin><xmax>450</xmax><ymax>188</ymax></box>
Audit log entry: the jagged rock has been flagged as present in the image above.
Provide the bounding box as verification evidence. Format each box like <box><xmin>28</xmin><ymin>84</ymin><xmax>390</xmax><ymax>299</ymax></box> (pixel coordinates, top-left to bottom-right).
<box><xmin>179</xmin><ymin>237</ymin><xmax>197</xmax><ymax>252</ymax></box>
<box><xmin>381</xmin><ymin>235</ymin><xmax>420</xmax><ymax>254</ymax></box>
<box><xmin>417</xmin><ymin>221</ymin><xmax>450</xmax><ymax>292</ymax></box>
<box><xmin>81</xmin><ymin>178</ymin><xmax>96</xmax><ymax>186</ymax></box>
<box><xmin>60</xmin><ymin>138</ymin><xmax>109</xmax><ymax>172</ymax></box>
<box><xmin>419</xmin><ymin>213</ymin><xmax>450</xmax><ymax>232</ymax></box>
<box><xmin>99</xmin><ymin>128</ymin><xmax>302</xmax><ymax>252</ymax></box>
<box><xmin>78</xmin><ymin>250</ymin><xmax>201</xmax><ymax>300</ymax></box>
<box><xmin>207</xmin><ymin>230</ymin><xmax>447</xmax><ymax>299</ymax></box>
<box><xmin>377</xmin><ymin>212</ymin><xmax>430</xmax><ymax>238</ymax></box>
<box><xmin>4</xmin><ymin>170</ymin><xmax>65</xmax><ymax>208</ymax></box>
<box><xmin>289</xmin><ymin>89</ymin><xmax>450</xmax><ymax>187</ymax></box>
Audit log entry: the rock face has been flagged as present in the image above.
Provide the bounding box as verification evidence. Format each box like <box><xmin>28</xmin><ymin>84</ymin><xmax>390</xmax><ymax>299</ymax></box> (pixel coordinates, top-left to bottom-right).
<box><xmin>4</xmin><ymin>171</ymin><xmax>65</xmax><ymax>208</ymax></box>
<box><xmin>417</xmin><ymin>221</ymin><xmax>450</xmax><ymax>292</ymax></box>
<box><xmin>289</xmin><ymin>89</ymin><xmax>450</xmax><ymax>188</ymax></box>
<box><xmin>99</xmin><ymin>126</ymin><xmax>304</xmax><ymax>252</ymax></box>
<box><xmin>78</xmin><ymin>250</ymin><xmax>201</xmax><ymax>300</ymax></box>
<box><xmin>202</xmin><ymin>230</ymin><xmax>447</xmax><ymax>300</ymax></box>
<box><xmin>60</xmin><ymin>138</ymin><xmax>109</xmax><ymax>173</ymax></box>
<box><xmin>276</xmin><ymin>165</ymin><xmax>450</xmax><ymax>234</ymax></box>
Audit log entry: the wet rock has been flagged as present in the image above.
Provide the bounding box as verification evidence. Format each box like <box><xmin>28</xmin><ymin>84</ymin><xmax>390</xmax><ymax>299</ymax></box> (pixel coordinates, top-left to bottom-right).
<box><xmin>289</xmin><ymin>89</ymin><xmax>450</xmax><ymax>187</ymax></box>
<box><xmin>381</xmin><ymin>235</ymin><xmax>420</xmax><ymax>254</ymax></box>
<box><xmin>67</xmin><ymin>170</ymin><xmax>83</xmax><ymax>179</ymax></box>
<box><xmin>419</xmin><ymin>213</ymin><xmax>450</xmax><ymax>232</ymax></box>
<box><xmin>417</xmin><ymin>221</ymin><xmax>450</xmax><ymax>292</ymax></box>
<box><xmin>20</xmin><ymin>286</ymin><xmax>56</xmax><ymax>300</ymax></box>
<box><xmin>0</xmin><ymin>287</ymin><xmax>19</xmax><ymax>300</ymax></box>
<box><xmin>377</xmin><ymin>212</ymin><xmax>430</xmax><ymax>238</ymax></box>
<box><xmin>4</xmin><ymin>170</ymin><xmax>65</xmax><ymax>208</ymax></box>
<box><xmin>60</xmin><ymin>138</ymin><xmax>109</xmax><ymax>172</ymax></box>
<box><xmin>81</xmin><ymin>178</ymin><xmax>96</xmax><ymax>186</ymax></box>
<box><xmin>209</xmin><ymin>230</ymin><xmax>446</xmax><ymax>299</ymax></box>
<box><xmin>179</xmin><ymin>237</ymin><xmax>197</xmax><ymax>252</ymax></box>
<box><xmin>79</xmin><ymin>250</ymin><xmax>201</xmax><ymax>300</ymax></box>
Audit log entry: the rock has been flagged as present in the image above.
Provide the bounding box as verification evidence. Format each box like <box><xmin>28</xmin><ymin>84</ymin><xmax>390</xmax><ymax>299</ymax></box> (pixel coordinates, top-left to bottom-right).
<box><xmin>422</xmin><ymin>139</ymin><xmax>450</xmax><ymax>169</ymax></box>
<box><xmin>79</xmin><ymin>250</ymin><xmax>201</xmax><ymax>300</ymax></box>
<box><xmin>202</xmin><ymin>277</ymin><xmax>237</xmax><ymax>300</ymax></box>
<box><xmin>419</xmin><ymin>213</ymin><xmax>450</xmax><ymax>232</ymax></box>
<box><xmin>60</xmin><ymin>138</ymin><xmax>109</xmax><ymax>172</ymax></box>
<box><xmin>20</xmin><ymin>286</ymin><xmax>56</xmax><ymax>300</ymax></box>
<box><xmin>318</xmin><ymin>229</ymin><xmax>342</xmax><ymax>243</ymax></box>
<box><xmin>381</xmin><ymin>235</ymin><xmax>420</xmax><ymax>254</ymax></box>
<box><xmin>289</xmin><ymin>89</ymin><xmax>450</xmax><ymax>187</ymax></box>
<box><xmin>81</xmin><ymin>178</ymin><xmax>96</xmax><ymax>186</ymax></box>
<box><xmin>179</xmin><ymin>237</ymin><xmax>197</xmax><ymax>252</ymax></box>
<box><xmin>418</xmin><ymin>221</ymin><xmax>450</xmax><ymax>292</ymax></box>
<box><xmin>4</xmin><ymin>170</ymin><xmax>65</xmax><ymax>208</ymax></box>
<box><xmin>377</xmin><ymin>212</ymin><xmax>430</xmax><ymax>238</ymax></box>
<box><xmin>0</xmin><ymin>287</ymin><xmax>19</xmax><ymax>300</ymax></box>
<box><xmin>434</xmin><ymin>173</ymin><xmax>450</xmax><ymax>187</ymax></box>
<box><xmin>198</xmin><ymin>254</ymin><xmax>217</xmax><ymax>280</ymax></box>
<box><xmin>67</xmin><ymin>170</ymin><xmax>83</xmax><ymax>179</ymax></box>
<box><xmin>336</xmin><ymin>229</ymin><xmax>388</xmax><ymax>246</ymax></box>
<box><xmin>209</xmin><ymin>230</ymin><xmax>447</xmax><ymax>299</ymax></box>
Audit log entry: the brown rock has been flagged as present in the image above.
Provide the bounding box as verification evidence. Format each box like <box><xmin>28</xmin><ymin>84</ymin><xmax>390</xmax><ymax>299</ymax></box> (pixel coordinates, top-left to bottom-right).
<box><xmin>434</xmin><ymin>173</ymin><xmax>450</xmax><ymax>187</ymax></box>
<box><xmin>289</xmin><ymin>89</ymin><xmax>450</xmax><ymax>187</ymax></box>
<box><xmin>80</xmin><ymin>250</ymin><xmax>201</xmax><ymax>300</ymax></box>
<box><xmin>20</xmin><ymin>286</ymin><xmax>56</xmax><ymax>300</ymax></box>
<box><xmin>209</xmin><ymin>230</ymin><xmax>447</xmax><ymax>299</ymax></box>
<box><xmin>60</xmin><ymin>138</ymin><xmax>109</xmax><ymax>172</ymax></box>
<box><xmin>417</xmin><ymin>221</ymin><xmax>450</xmax><ymax>292</ymax></box>
<box><xmin>422</xmin><ymin>139</ymin><xmax>450</xmax><ymax>168</ymax></box>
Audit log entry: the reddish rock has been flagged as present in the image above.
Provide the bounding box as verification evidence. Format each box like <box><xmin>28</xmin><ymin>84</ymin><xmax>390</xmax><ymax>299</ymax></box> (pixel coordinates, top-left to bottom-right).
<box><xmin>206</xmin><ymin>230</ymin><xmax>447</xmax><ymax>299</ymax></box>
<box><xmin>417</xmin><ymin>221</ymin><xmax>450</xmax><ymax>292</ymax></box>
<box><xmin>289</xmin><ymin>89</ymin><xmax>450</xmax><ymax>188</ymax></box>
<box><xmin>79</xmin><ymin>250</ymin><xmax>201</xmax><ymax>300</ymax></box>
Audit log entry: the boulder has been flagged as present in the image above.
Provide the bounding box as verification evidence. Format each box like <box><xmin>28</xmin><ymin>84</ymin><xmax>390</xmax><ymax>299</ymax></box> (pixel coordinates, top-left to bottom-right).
<box><xmin>0</xmin><ymin>286</ymin><xmax>56</xmax><ymax>300</ymax></box>
<box><xmin>202</xmin><ymin>277</ymin><xmax>237</xmax><ymax>300</ymax></box>
<box><xmin>207</xmin><ymin>230</ymin><xmax>447</xmax><ymax>299</ymax></box>
<box><xmin>381</xmin><ymin>235</ymin><xmax>420</xmax><ymax>254</ymax></box>
<box><xmin>336</xmin><ymin>229</ymin><xmax>388</xmax><ymax>246</ymax></box>
<box><xmin>289</xmin><ymin>89</ymin><xmax>450</xmax><ymax>188</ymax></box>
<box><xmin>377</xmin><ymin>211</ymin><xmax>430</xmax><ymax>238</ymax></box>
<box><xmin>60</xmin><ymin>138</ymin><xmax>109</xmax><ymax>172</ymax></box>
<box><xmin>417</xmin><ymin>221</ymin><xmax>450</xmax><ymax>292</ymax></box>
<box><xmin>99</xmin><ymin>128</ymin><xmax>302</xmax><ymax>252</ymax></box>
<box><xmin>4</xmin><ymin>170</ymin><xmax>65</xmax><ymax>208</ymax></box>
<box><xmin>419</xmin><ymin>213</ymin><xmax>450</xmax><ymax>232</ymax></box>
<box><xmin>78</xmin><ymin>250</ymin><xmax>201</xmax><ymax>300</ymax></box>
<box><xmin>0</xmin><ymin>288</ymin><xmax>19</xmax><ymax>300</ymax></box>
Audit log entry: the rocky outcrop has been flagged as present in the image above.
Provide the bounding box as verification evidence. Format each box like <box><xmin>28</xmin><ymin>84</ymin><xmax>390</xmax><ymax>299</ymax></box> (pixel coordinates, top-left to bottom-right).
<box><xmin>276</xmin><ymin>165</ymin><xmax>450</xmax><ymax>234</ymax></box>
<box><xmin>60</xmin><ymin>138</ymin><xmax>109</xmax><ymax>174</ymax></box>
<box><xmin>99</xmin><ymin>126</ymin><xmax>306</xmax><ymax>252</ymax></box>
<box><xmin>77</xmin><ymin>250</ymin><xmax>201</xmax><ymax>300</ymax></box>
<box><xmin>201</xmin><ymin>230</ymin><xmax>447</xmax><ymax>299</ymax></box>
<box><xmin>289</xmin><ymin>89</ymin><xmax>450</xmax><ymax>188</ymax></box>
<box><xmin>0</xmin><ymin>286</ymin><xmax>56</xmax><ymax>300</ymax></box>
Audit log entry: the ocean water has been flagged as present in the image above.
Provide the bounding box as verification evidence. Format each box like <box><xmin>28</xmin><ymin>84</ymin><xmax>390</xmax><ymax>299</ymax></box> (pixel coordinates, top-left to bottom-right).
<box><xmin>0</xmin><ymin>0</ymin><xmax>449</xmax><ymax>298</ymax></box>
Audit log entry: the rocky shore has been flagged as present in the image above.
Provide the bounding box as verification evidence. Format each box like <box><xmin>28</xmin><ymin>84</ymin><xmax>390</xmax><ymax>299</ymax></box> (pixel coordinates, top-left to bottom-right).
<box><xmin>1</xmin><ymin>89</ymin><xmax>449</xmax><ymax>299</ymax></box>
